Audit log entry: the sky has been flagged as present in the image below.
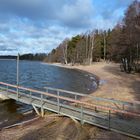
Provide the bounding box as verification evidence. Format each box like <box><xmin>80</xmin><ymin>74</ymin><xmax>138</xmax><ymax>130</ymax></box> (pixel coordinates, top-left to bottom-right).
<box><xmin>0</xmin><ymin>0</ymin><xmax>135</xmax><ymax>55</ymax></box>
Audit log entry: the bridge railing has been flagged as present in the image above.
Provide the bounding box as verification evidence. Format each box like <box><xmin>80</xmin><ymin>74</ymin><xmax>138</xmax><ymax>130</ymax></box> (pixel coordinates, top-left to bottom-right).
<box><xmin>44</xmin><ymin>87</ymin><xmax>140</xmax><ymax>113</ymax></box>
<box><xmin>0</xmin><ymin>82</ymin><xmax>140</xmax><ymax>117</ymax></box>
<box><xmin>0</xmin><ymin>82</ymin><xmax>140</xmax><ymax>139</ymax></box>
<box><xmin>0</xmin><ymin>81</ymin><xmax>139</xmax><ymax>113</ymax></box>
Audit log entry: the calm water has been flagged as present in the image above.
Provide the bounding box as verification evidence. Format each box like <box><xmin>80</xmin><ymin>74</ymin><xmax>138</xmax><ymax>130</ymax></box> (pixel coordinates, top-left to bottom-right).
<box><xmin>0</xmin><ymin>60</ymin><xmax>97</xmax><ymax>127</ymax></box>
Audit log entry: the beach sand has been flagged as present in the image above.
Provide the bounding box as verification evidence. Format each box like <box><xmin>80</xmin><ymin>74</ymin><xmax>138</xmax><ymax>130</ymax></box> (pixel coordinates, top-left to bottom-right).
<box><xmin>68</xmin><ymin>62</ymin><xmax>140</xmax><ymax>111</ymax></box>
<box><xmin>56</xmin><ymin>62</ymin><xmax>140</xmax><ymax>102</ymax></box>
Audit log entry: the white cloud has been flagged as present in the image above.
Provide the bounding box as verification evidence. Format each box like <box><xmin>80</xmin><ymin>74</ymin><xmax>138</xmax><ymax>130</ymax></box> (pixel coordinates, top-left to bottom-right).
<box><xmin>0</xmin><ymin>0</ymin><xmax>136</xmax><ymax>55</ymax></box>
<box><xmin>59</xmin><ymin>0</ymin><xmax>93</xmax><ymax>27</ymax></box>
<box><xmin>0</xmin><ymin>17</ymin><xmax>84</xmax><ymax>55</ymax></box>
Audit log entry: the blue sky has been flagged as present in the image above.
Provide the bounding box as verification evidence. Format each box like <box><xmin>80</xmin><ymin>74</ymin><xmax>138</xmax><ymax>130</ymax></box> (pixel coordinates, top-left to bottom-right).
<box><xmin>0</xmin><ymin>0</ymin><xmax>135</xmax><ymax>55</ymax></box>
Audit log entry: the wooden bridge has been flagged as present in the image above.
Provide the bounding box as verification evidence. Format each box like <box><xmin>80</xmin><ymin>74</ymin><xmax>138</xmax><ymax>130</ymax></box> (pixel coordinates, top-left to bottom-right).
<box><xmin>0</xmin><ymin>82</ymin><xmax>140</xmax><ymax>139</ymax></box>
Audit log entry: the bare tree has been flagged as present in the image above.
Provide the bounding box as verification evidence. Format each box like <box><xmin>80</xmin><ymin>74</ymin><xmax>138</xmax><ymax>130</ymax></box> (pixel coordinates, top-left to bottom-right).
<box><xmin>89</xmin><ymin>31</ymin><xmax>95</xmax><ymax>65</ymax></box>
<box><xmin>60</xmin><ymin>38</ymin><xmax>69</xmax><ymax>64</ymax></box>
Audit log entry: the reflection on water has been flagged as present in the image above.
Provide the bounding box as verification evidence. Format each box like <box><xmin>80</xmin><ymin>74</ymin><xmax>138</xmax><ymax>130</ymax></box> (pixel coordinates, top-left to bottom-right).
<box><xmin>0</xmin><ymin>60</ymin><xmax>97</xmax><ymax>127</ymax></box>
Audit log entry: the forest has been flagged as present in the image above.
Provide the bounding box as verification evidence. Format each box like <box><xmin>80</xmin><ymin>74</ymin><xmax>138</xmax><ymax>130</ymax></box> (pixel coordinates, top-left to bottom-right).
<box><xmin>20</xmin><ymin>53</ymin><xmax>47</xmax><ymax>61</ymax></box>
<box><xmin>44</xmin><ymin>0</ymin><xmax>140</xmax><ymax>73</ymax></box>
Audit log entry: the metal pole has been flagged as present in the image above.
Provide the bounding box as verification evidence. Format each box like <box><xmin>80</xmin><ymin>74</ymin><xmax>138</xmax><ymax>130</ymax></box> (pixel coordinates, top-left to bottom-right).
<box><xmin>32</xmin><ymin>105</ymin><xmax>40</xmax><ymax>116</ymax></box>
<box><xmin>57</xmin><ymin>91</ymin><xmax>60</xmax><ymax>113</ymax></box>
<box><xmin>108</xmin><ymin>110</ymin><xmax>111</xmax><ymax>129</ymax></box>
<box><xmin>17</xmin><ymin>53</ymin><xmax>19</xmax><ymax>98</ymax></box>
<box><xmin>81</xmin><ymin>105</ymin><xmax>84</xmax><ymax>124</ymax></box>
<box><xmin>137</xmin><ymin>44</ymin><xmax>139</xmax><ymax>64</ymax></box>
<box><xmin>46</xmin><ymin>88</ymin><xmax>48</xmax><ymax>99</ymax></box>
<box><xmin>41</xmin><ymin>94</ymin><xmax>44</xmax><ymax>117</ymax></box>
<box><xmin>122</xmin><ymin>104</ymin><xmax>125</xmax><ymax>110</ymax></box>
<box><xmin>75</xmin><ymin>95</ymin><xmax>77</xmax><ymax>100</ymax></box>
<box><xmin>6</xmin><ymin>85</ymin><xmax>8</xmax><ymax>96</ymax></box>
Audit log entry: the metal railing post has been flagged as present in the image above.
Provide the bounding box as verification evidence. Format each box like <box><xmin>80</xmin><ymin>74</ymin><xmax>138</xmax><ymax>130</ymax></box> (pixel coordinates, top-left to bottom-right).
<box><xmin>81</xmin><ymin>105</ymin><xmax>84</xmax><ymax>124</ymax></box>
<box><xmin>41</xmin><ymin>94</ymin><xmax>44</xmax><ymax>117</ymax></box>
<box><xmin>108</xmin><ymin>110</ymin><xmax>111</xmax><ymax>129</ymax></box>
<box><xmin>29</xmin><ymin>91</ymin><xmax>32</xmax><ymax>103</ymax></box>
<box><xmin>30</xmin><ymin>91</ymin><xmax>32</xmax><ymax>98</ymax></box>
<box><xmin>17</xmin><ymin>53</ymin><xmax>19</xmax><ymax>99</ymax></box>
<box><xmin>6</xmin><ymin>85</ymin><xmax>8</xmax><ymax>96</ymax></box>
<box><xmin>57</xmin><ymin>91</ymin><xmax>60</xmax><ymax>113</ymax></box>
<box><xmin>17</xmin><ymin>86</ymin><xmax>19</xmax><ymax>99</ymax></box>
<box><xmin>75</xmin><ymin>95</ymin><xmax>77</xmax><ymax>100</ymax></box>
<box><xmin>95</xmin><ymin>106</ymin><xmax>97</xmax><ymax>112</ymax></box>
<box><xmin>46</xmin><ymin>88</ymin><xmax>48</xmax><ymax>99</ymax></box>
<box><xmin>122</xmin><ymin>104</ymin><xmax>125</xmax><ymax>110</ymax></box>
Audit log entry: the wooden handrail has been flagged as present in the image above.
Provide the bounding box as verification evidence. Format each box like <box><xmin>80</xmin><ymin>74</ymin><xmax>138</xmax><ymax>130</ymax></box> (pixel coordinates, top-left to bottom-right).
<box><xmin>0</xmin><ymin>82</ymin><xmax>140</xmax><ymax>117</ymax></box>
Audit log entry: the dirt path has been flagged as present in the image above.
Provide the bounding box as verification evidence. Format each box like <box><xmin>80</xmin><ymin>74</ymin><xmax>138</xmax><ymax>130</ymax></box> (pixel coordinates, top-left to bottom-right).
<box><xmin>0</xmin><ymin>115</ymin><xmax>135</xmax><ymax>140</ymax></box>
<box><xmin>0</xmin><ymin>115</ymin><xmax>89</xmax><ymax>140</ymax></box>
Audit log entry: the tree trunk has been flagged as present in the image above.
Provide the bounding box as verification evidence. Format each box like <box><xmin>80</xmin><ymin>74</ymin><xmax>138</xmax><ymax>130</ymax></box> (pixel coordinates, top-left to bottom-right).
<box><xmin>89</xmin><ymin>35</ymin><xmax>94</xmax><ymax>65</ymax></box>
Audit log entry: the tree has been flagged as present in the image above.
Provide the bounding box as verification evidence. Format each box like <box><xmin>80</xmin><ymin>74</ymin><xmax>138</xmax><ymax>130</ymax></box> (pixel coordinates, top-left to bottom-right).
<box><xmin>44</xmin><ymin>0</ymin><xmax>140</xmax><ymax>73</ymax></box>
<box><xmin>60</xmin><ymin>38</ymin><xmax>69</xmax><ymax>64</ymax></box>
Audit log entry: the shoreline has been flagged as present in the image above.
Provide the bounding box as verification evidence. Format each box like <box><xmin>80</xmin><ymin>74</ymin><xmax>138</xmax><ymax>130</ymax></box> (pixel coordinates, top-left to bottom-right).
<box><xmin>0</xmin><ymin>62</ymin><xmax>139</xmax><ymax>140</ymax></box>
<box><xmin>56</xmin><ymin>62</ymin><xmax>140</xmax><ymax>98</ymax></box>
<box><xmin>0</xmin><ymin>62</ymin><xmax>98</xmax><ymax>131</ymax></box>
<box><xmin>51</xmin><ymin>62</ymin><xmax>140</xmax><ymax>102</ymax></box>
<box><xmin>50</xmin><ymin>62</ymin><xmax>140</xmax><ymax>110</ymax></box>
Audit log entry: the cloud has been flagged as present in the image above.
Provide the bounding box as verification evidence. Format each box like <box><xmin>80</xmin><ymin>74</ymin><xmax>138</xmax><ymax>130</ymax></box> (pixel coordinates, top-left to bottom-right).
<box><xmin>0</xmin><ymin>0</ymin><xmax>94</xmax><ymax>28</ymax></box>
<box><xmin>0</xmin><ymin>0</ymin><xmax>136</xmax><ymax>55</ymax></box>
<box><xmin>0</xmin><ymin>17</ymin><xmax>81</xmax><ymax>55</ymax></box>
<box><xmin>59</xmin><ymin>0</ymin><xmax>93</xmax><ymax>28</ymax></box>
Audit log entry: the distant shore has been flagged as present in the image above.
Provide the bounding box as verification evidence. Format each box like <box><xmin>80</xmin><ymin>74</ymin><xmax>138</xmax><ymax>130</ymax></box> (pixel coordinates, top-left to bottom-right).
<box><xmin>0</xmin><ymin>62</ymin><xmax>139</xmax><ymax>140</ymax></box>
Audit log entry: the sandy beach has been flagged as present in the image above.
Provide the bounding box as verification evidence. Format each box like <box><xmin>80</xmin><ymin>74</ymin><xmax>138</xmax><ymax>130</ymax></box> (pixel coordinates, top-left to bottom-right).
<box><xmin>56</xmin><ymin>62</ymin><xmax>140</xmax><ymax>102</ymax></box>
<box><xmin>79</xmin><ymin>62</ymin><xmax>140</xmax><ymax>102</ymax></box>
<box><xmin>0</xmin><ymin>62</ymin><xmax>139</xmax><ymax>140</ymax></box>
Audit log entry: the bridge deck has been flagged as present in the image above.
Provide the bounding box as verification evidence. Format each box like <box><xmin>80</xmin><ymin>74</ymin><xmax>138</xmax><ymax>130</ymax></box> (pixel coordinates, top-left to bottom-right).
<box><xmin>0</xmin><ymin>82</ymin><xmax>140</xmax><ymax>139</ymax></box>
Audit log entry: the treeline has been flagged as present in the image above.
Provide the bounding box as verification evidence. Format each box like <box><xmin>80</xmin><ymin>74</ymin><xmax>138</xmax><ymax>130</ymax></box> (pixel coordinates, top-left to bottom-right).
<box><xmin>44</xmin><ymin>1</ymin><xmax>140</xmax><ymax>72</ymax></box>
<box><xmin>20</xmin><ymin>53</ymin><xmax>47</xmax><ymax>61</ymax></box>
<box><xmin>0</xmin><ymin>55</ymin><xmax>17</xmax><ymax>59</ymax></box>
